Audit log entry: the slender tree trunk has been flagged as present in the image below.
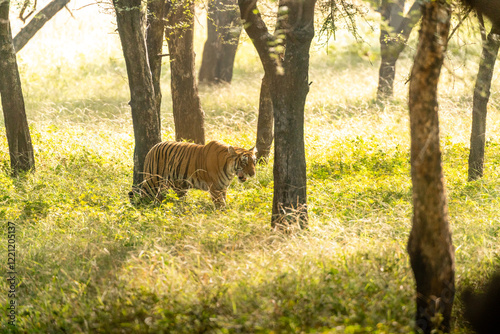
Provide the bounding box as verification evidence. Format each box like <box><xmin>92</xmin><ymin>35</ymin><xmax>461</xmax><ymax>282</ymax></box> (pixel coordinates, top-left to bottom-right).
<box><xmin>114</xmin><ymin>0</ymin><xmax>162</xmax><ymax>186</ymax></box>
<box><xmin>166</xmin><ymin>0</ymin><xmax>205</xmax><ymax>144</ymax></box>
<box><xmin>377</xmin><ymin>0</ymin><xmax>422</xmax><ymax>101</ymax></box>
<box><xmin>13</xmin><ymin>0</ymin><xmax>71</xmax><ymax>52</ymax></box>
<box><xmin>407</xmin><ymin>1</ymin><xmax>455</xmax><ymax>333</ymax></box>
<box><xmin>216</xmin><ymin>0</ymin><xmax>241</xmax><ymax>83</ymax></box>
<box><xmin>146</xmin><ymin>0</ymin><xmax>167</xmax><ymax>129</ymax></box>
<box><xmin>199</xmin><ymin>0</ymin><xmax>241</xmax><ymax>84</ymax></box>
<box><xmin>468</xmin><ymin>22</ymin><xmax>500</xmax><ymax>181</ymax></box>
<box><xmin>240</xmin><ymin>0</ymin><xmax>314</xmax><ymax>228</ymax></box>
<box><xmin>255</xmin><ymin>73</ymin><xmax>273</xmax><ymax>162</ymax></box>
<box><xmin>199</xmin><ymin>0</ymin><xmax>219</xmax><ymax>83</ymax></box>
<box><xmin>0</xmin><ymin>0</ymin><xmax>35</xmax><ymax>174</ymax></box>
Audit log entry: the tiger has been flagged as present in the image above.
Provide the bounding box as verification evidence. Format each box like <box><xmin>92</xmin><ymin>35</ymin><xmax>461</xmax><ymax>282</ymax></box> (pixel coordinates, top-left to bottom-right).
<box><xmin>130</xmin><ymin>140</ymin><xmax>257</xmax><ymax>209</ymax></box>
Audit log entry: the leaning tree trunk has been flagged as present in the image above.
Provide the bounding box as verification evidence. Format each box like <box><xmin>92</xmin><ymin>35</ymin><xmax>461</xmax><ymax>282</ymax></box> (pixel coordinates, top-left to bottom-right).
<box><xmin>113</xmin><ymin>0</ymin><xmax>162</xmax><ymax>186</ymax></box>
<box><xmin>146</xmin><ymin>0</ymin><xmax>167</xmax><ymax>129</ymax></box>
<box><xmin>0</xmin><ymin>0</ymin><xmax>35</xmax><ymax>174</ymax></box>
<box><xmin>407</xmin><ymin>1</ymin><xmax>455</xmax><ymax>333</ymax></box>
<box><xmin>240</xmin><ymin>0</ymin><xmax>315</xmax><ymax>229</ymax></box>
<box><xmin>166</xmin><ymin>0</ymin><xmax>205</xmax><ymax>144</ymax></box>
<box><xmin>254</xmin><ymin>8</ymin><xmax>285</xmax><ymax>164</ymax></box>
<box><xmin>13</xmin><ymin>0</ymin><xmax>71</xmax><ymax>52</ymax></box>
<box><xmin>199</xmin><ymin>0</ymin><xmax>241</xmax><ymax>84</ymax></box>
<box><xmin>468</xmin><ymin>22</ymin><xmax>500</xmax><ymax>181</ymax></box>
<box><xmin>377</xmin><ymin>0</ymin><xmax>422</xmax><ymax>101</ymax></box>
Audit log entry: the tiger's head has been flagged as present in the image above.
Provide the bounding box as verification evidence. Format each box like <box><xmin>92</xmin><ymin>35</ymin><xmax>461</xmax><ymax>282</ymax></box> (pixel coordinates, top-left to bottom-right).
<box><xmin>228</xmin><ymin>146</ymin><xmax>257</xmax><ymax>183</ymax></box>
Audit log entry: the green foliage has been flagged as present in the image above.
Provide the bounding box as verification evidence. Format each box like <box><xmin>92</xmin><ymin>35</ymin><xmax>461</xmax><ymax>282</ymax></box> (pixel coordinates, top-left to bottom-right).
<box><xmin>1</xmin><ymin>5</ymin><xmax>499</xmax><ymax>334</ymax></box>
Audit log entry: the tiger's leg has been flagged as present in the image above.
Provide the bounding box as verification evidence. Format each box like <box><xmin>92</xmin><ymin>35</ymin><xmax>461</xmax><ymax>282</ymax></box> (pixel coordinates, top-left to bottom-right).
<box><xmin>174</xmin><ymin>189</ymin><xmax>188</xmax><ymax>199</ymax></box>
<box><xmin>154</xmin><ymin>181</ymin><xmax>170</xmax><ymax>203</ymax></box>
<box><xmin>209</xmin><ymin>189</ymin><xmax>227</xmax><ymax>210</ymax></box>
<box><xmin>172</xmin><ymin>181</ymin><xmax>188</xmax><ymax>200</ymax></box>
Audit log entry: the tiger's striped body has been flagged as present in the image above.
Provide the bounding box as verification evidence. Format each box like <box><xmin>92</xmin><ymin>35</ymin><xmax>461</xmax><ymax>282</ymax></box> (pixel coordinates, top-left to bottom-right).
<box><xmin>137</xmin><ymin>140</ymin><xmax>256</xmax><ymax>208</ymax></box>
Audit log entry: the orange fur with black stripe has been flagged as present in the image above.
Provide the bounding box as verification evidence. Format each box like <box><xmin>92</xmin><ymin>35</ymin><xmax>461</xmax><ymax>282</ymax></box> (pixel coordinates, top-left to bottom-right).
<box><xmin>136</xmin><ymin>140</ymin><xmax>257</xmax><ymax>208</ymax></box>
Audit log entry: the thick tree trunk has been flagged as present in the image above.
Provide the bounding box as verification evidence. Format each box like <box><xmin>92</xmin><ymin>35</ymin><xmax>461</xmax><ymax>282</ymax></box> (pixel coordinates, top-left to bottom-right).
<box><xmin>407</xmin><ymin>2</ymin><xmax>455</xmax><ymax>333</ymax></box>
<box><xmin>0</xmin><ymin>0</ymin><xmax>35</xmax><ymax>174</ymax></box>
<box><xmin>13</xmin><ymin>0</ymin><xmax>71</xmax><ymax>52</ymax></box>
<box><xmin>468</xmin><ymin>22</ymin><xmax>500</xmax><ymax>181</ymax></box>
<box><xmin>255</xmin><ymin>74</ymin><xmax>273</xmax><ymax>163</ymax></box>
<box><xmin>146</xmin><ymin>0</ymin><xmax>167</xmax><ymax>129</ymax></box>
<box><xmin>253</xmin><ymin>7</ymin><xmax>286</xmax><ymax>164</ymax></box>
<box><xmin>240</xmin><ymin>0</ymin><xmax>314</xmax><ymax>229</ymax></box>
<box><xmin>113</xmin><ymin>0</ymin><xmax>162</xmax><ymax>186</ymax></box>
<box><xmin>377</xmin><ymin>0</ymin><xmax>422</xmax><ymax>101</ymax></box>
<box><xmin>199</xmin><ymin>0</ymin><xmax>241</xmax><ymax>84</ymax></box>
<box><xmin>166</xmin><ymin>0</ymin><xmax>205</xmax><ymax>144</ymax></box>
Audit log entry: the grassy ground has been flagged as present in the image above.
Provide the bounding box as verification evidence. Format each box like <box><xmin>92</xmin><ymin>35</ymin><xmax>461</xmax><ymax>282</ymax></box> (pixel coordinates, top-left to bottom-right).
<box><xmin>1</xmin><ymin>1</ymin><xmax>500</xmax><ymax>333</ymax></box>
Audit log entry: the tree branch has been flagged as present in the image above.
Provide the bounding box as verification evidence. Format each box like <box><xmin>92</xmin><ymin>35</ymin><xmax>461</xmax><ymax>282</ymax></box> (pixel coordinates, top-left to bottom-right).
<box><xmin>13</xmin><ymin>0</ymin><xmax>71</xmax><ymax>52</ymax></box>
<box><xmin>397</xmin><ymin>0</ymin><xmax>422</xmax><ymax>38</ymax></box>
<box><xmin>238</xmin><ymin>0</ymin><xmax>278</xmax><ymax>75</ymax></box>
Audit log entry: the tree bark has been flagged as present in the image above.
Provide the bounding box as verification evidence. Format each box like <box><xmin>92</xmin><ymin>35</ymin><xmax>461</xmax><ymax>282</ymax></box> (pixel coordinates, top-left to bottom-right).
<box><xmin>13</xmin><ymin>0</ymin><xmax>71</xmax><ymax>53</ymax></box>
<box><xmin>407</xmin><ymin>1</ymin><xmax>455</xmax><ymax>333</ymax></box>
<box><xmin>113</xmin><ymin>0</ymin><xmax>162</xmax><ymax>186</ymax></box>
<box><xmin>199</xmin><ymin>0</ymin><xmax>241</xmax><ymax>84</ymax></box>
<box><xmin>166</xmin><ymin>0</ymin><xmax>205</xmax><ymax>144</ymax></box>
<box><xmin>240</xmin><ymin>0</ymin><xmax>315</xmax><ymax>228</ymax></box>
<box><xmin>467</xmin><ymin>22</ymin><xmax>500</xmax><ymax>181</ymax></box>
<box><xmin>0</xmin><ymin>0</ymin><xmax>35</xmax><ymax>174</ymax></box>
<box><xmin>377</xmin><ymin>0</ymin><xmax>422</xmax><ymax>101</ymax></box>
<box><xmin>146</xmin><ymin>0</ymin><xmax>167</xmax><ymax>129</ymax></box>
<box><xmin>255</xmin><ymin>73</ymin><xmax>273</xmax><ymax>163</ymax></box>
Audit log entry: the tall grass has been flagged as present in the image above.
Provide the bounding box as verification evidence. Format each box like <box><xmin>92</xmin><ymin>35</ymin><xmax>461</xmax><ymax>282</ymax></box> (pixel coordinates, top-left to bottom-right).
<box><xmin>1</xmin><ymin>1</ymin><xmax>500</xmax><ymax>333</ymax></box>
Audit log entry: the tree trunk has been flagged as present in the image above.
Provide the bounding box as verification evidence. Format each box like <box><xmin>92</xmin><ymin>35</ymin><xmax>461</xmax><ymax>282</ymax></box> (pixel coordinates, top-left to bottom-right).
<box><xmin>377</xmin><ymin>0</ymin><xmax>422</xmax><ymax>101</ymax></box>
<box><xmin>468</xmin><ymin>22</ymin><xmax>500</xmax><ymax>181</ymax></box>
<box><xmin>146</xmin><ymin>0</ymin><xmax>167</xmax><ymax>129</ymax></box>
<box><xmin>465</xmin><ymin>0</ymin><xmax>500</xmax><ymax>27</ymax></box>
<box><xmin>255</xmin><ymin>73</ymin><xmax>273</xmax><ymax>163</ymax></box>
<box><xmin>216</xmin><ymin>0</ymin><xmax>241</xmax><ymax>83</ymax></box>
<box><xmin>407</xmin><ymin>1</ymin><xmax>455</xmax><ymax>333</ymax></box>
<box><xmin>113</xmin><ymin>0</ymin><xmax>162</xmax><ymax>186</ymax></box>
<box><xmin>240</xmin><ymin>0</ymin><xmax>315</xmax><ymax>229</ymax></box>
<box><xmin>13</xmin><ymin>0</ymin><xmax>71</xmax><ymax>52</ymax></box>
<box><xmin>166</xmin><ymin>0</ymin><xmax>205</xmax><ymax>144</ymax></box>
<box><xmin>270</xmin><ymin>22</ymin><xmax>311</xmax><ymax>229</ymax></box>
<box><xmin>199</xmin><ymin>0</ymin><xmax>241</xmax><ymax>84</ymax></box>
<box><xmin>0</xmin><ymin>0</ymin><xmax>35</xmax><ymax>174</ymax></box>
<box><xmin>199</xmin><ymin>0</ymin><xmax>218</xmax><ymax>84</ymax></box>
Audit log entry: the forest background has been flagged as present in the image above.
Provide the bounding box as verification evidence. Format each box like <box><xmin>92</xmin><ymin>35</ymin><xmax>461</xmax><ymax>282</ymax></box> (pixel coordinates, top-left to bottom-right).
<box><xmin>1</xmin><ymin>0</ymin><xmax>499</xmax><ymax>332</ymax></box>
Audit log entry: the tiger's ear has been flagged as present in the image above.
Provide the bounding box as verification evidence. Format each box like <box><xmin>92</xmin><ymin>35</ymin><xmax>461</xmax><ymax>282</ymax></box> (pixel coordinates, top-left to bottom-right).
<box><xmin>228</xmin><ymin>146</ymin><xmax>237</xmax><ymax>157</ymax></box>
<box><xmin>250</xmin><ymin>146</ymin><xmax>257</xmax><ymax>154</ymax></box>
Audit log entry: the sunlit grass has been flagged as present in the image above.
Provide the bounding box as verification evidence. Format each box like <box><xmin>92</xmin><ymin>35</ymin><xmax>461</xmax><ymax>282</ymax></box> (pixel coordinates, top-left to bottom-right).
<box><xmin>1</xmin><ymin>2</ymin><xmax>500</xmax><ymax>333</ymax></box>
